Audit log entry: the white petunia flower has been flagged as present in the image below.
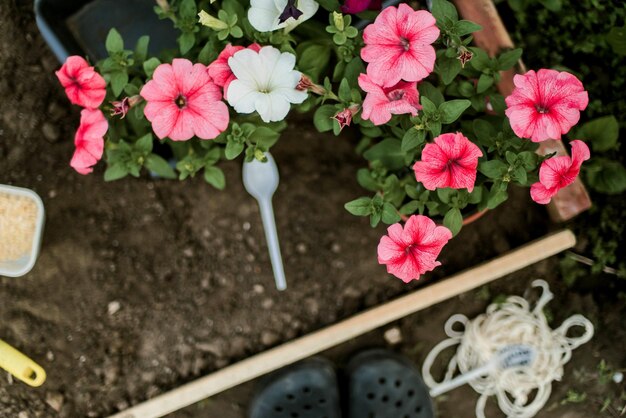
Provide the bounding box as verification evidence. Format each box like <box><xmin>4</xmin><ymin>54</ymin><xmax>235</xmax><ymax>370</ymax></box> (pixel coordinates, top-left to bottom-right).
<box><xmin>227</xmin><ymin>46</ymin><xmax>308</xmax><ymax>123</ymax></box>
<box><xmin>248</xmin><ymin>0</ymin><xmax>319</xmax><ymax>33</ymax></box>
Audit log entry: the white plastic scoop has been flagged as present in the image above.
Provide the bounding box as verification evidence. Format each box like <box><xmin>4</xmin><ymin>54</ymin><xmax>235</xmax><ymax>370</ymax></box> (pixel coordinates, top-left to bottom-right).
<box><xmin>242</xmin><ymin>153</ymin><xmax>287</xmax><ymax>291</ymax></box>
<box><xmin>429</xmin><ymin>344</ymin><xmax>536</xmax><ymax>397</ymax></box>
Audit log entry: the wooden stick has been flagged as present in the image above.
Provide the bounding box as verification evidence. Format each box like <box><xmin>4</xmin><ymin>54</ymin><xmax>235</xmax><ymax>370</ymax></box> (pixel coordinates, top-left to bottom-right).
<box><xmin>109</xmin><ymin>230</ymin><xmax>576</xmax><ymax>418</ymax></box>
<box><xmin>453</xmin><ymin>0</ymin><xmax>592</xmax><ymax>222</ymax></box>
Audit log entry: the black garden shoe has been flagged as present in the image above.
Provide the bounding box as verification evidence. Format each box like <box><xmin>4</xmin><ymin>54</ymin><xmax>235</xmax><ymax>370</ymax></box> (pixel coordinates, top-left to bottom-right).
<box><xmin>346</xmin><ymin>349</ymin><xmax>435</xmax><ymax>418</ymax></box>
<box><xmin>249</xmin><ymin>357</ymin><xmax>342</xmax><ymax>418</ymax></box>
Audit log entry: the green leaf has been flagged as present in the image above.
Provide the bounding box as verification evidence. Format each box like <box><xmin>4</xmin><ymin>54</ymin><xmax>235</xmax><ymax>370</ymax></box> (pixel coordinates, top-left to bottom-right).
<box><xmin>438</xmin><ymin>55</ymin><xmax>462</xmax><ymax>85</ymax></box>
<box><xmin>479</xmin><ymin>160</ymin><xmax>508</xmax><ymax>179</ymax></box>
<box><xmin>314</xmin><ymin>105</ymin><xmax>337</xmax><ymax>132</ymax></box>
<box><xmin>585</xmin><ymin>159</ymin><xmax>626</xmax><ymax>194</ymax></box>
<box><xmin>401</xmin><ymin>128</ymin><xmax>425</xmax><ymax>152</ymax></box>
<box><xmin>399</xmin><ymin>200</ymin><xmax>420</xmax><ymax>215</ymax></box>
<box><xmin>357</xmin><ymin>169</ymin><xmax>379</xmax><ymax>191</ymax></box>
<box><xmin>143</xmin><ymin>57</ymin><xmax>161</xmax><ymax>78</ymax></box>
<box><xmin>179</xmin><ymin>0</ymin><xmax>197</xmax><ymax>18</ymax></box>
<box><xmin>230</xmin><ymin>26</ymin><xmax>243</xmax><ymax>38</ymax></box>
<box><xmin>578</xmin><ymin>116</ymin><xmax>619</xmax><ymax>152</ymax></box>
<box><xmin>497</xmin><ymin>48</ymin><xmax>522</xmax><ymax>70</ymax></box>
<box><xmin>418</xmin><ymin>82</ymin><xmax>445</xmax><ymax>107</ymax></box>
<box><xmin>110</xmin><ymin>71</ymin><xmax>129</xmax><ymax>97</ymax></box>
<box><xmin>437</xmin><ymin>188</ymin><xmax>454</xmax><ymax>204</ymax></box>
<box><xmin>344</xmin><ymin>57</ymin><xmax>365</xmax><ymax>86</ymax></box>
<box><xmin>316</xmin><ymin>0</ymin><xmax>340</xmax><ymax>12</ymax></box>
<box><xmin>204</xmin><ymin>166</ymin><xmax>226</xmax><ymax>190</ymax></box>
<box><xmin>363</xmin><ymin>138</ymin><xmax>405</xmax><ymax>170</ymax></box>
<box><xmin>298</xmin><ymin>43</ymin><xmax>331</xmax><ymax>81</ymax></box>
<box><xmin>443</xmin><ymin>208</ymin><xmax>463</xmax><ymax>236</ymax></box>
<box><xmin>607</xmin><ymin>24</ymin><xmax>626</xmax><ymax>56</ymax></box>
<box><xmin>134</xmin><ymin>133</ymin><xmax>153</xmax><ymax>154</ymax></box>
<box><xmin>344</xmin><ymin>197</ymin><xmax>372</xmax><ymax>216</ymax></box>
<box><xmin>429</xmin><ymin>120</ymin><xmax>442</xmax><ymax>138</ymax></box>
<box><xmin>381</xmin><ymin>202</ymin><xmax>401</xmax><ymax>224</ymax></box>
<box><xmin>197</xmin><ymin>41</ymin><xmax>217</xmax><ymax>65</ymax></box>
<box><xmin>440</xmin><ymin>99</ymin><xmax>471</xmax><ymax>124</ymax></box>
<box><xmin>476</xmin><ymin>73</ymin><xmax>494</xmax><ymax>93</ymax></box>
<box><xmin>250</xmin><ymin>127</ymin><xmax>280</xmax><ymax>149</ymax></box>
<box><xmin>134</xmin><ymin>36</ymin><xmax>150</xmax><ymax>63</ymax></box>
<box><xmin>338</xmin><ymin>79</ymin><xmax>351</xmax><ymax>102</ymax></box>
<box><xmin>178</xmin><ymin>32</ymin><xmax>196</xmax><ymax>54</ymax></box>
<box><xmin>420</xmin><ymin>96</ymin><xmax>438</xmax><ymax>114</ymax></box>
<box><xmin>454</xmin><ymin>20</ymin><xmax>482</xmax><ymax>36</ymax></box>
<box><xmin>145</xmin><ymin>154</ymin><xmax>176</xmax><ymax>179</ymax></box>
<box><xmin>225</xmin><ymin>141</ymin><xmax>244</xmax><ymax>160</ymax></box>
<box><xmin>105</xmin><ymin>28</ymin><xmax>124</xmax><ymax>54</ymax></box>
<box><xmin>469</xmin><ymin>47</ymin><xmax>490</xmax><ymax>71</ymax></box>
<box><xmin>538</xmin><ymin>0</ymin><xmax>561</xmax><ymax>12</ymax></box>
<box><xmin>487</xmin><ymin>186</ymin><xmax>508</xmax><ymax>209</ymax></box>
<box><xmin>104</xmin><ymin>163</ymin><xmax>129</xmax><ymax>181</ymax></box>
<box><xmin>431</xmin><ymin>0</ymin><xmax>458</xmax><ymax>22</ymax></box>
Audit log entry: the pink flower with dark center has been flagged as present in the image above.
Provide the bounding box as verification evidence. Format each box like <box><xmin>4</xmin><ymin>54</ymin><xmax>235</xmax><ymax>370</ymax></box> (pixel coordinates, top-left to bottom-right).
<box><xmin>530</xmin><ymin>140</ymin><xmax>590</xmax><ymax>204</ymax></box>
<box><xmin>361</xmin><ymin>4</ymin><xmax>439</xmax><ymax>88</ymax></box>
<box><xmin>377</xmin><ymin>214</ymin><xmax>452</xmax><ymax>282</ymax></box>
<box><xmin>413</xmin><ymin>132</ymin><xmax>483</xmax><ymax>192</ymax></box>
<box><xmin>141</xmin><ymin>58</ymin><xmax>229</xmax><ymax>141</ymax></box>
<box><xmin>55</xmin><ymin>56</ymin><xmax>106</xmax><ymax>109</ymax></box>
<box><xmin>505</xmin><ymin>69</ymin><xmax>588</xmax><ymax>142</ymax></box>
<box><xmin>358</xmin><ymin>74</ymin><xmax>420</xmax><ymax>126</ymax></box>
<box><xmin>207</xmin><ymin>43</ymin><xmax>261</xmax><ymax>99</ymax></box>
<box><xmin>341</xmin><ymin>0</ymin><xmax>381</xmax><ymax>15</ymax></box>
<box><xmin>70</xmin><ymin>109</ymin><xmax>108</xmax><ymax>175</ymax></box>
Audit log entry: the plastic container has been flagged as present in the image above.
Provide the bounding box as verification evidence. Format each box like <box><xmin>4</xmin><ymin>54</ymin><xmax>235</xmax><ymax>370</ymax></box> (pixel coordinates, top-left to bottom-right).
<box><xmin>34</xmin><ymin>0</ymin><xmax>178</xmax><ymax>63</ymax></box>
<box><xmin>0</xmin><ymin>185</ymin><xmax>45</xmax><ymax>277</ymax></box>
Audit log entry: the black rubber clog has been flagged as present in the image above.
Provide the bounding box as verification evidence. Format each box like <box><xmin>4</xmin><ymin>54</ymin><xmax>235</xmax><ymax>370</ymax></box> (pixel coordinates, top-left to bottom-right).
<box><xmin>346</xmin><ymin>349</ymin><xmax>435</xmax><ymax>418</ymax></box>
<box><xmin>249</xmin><ymin>357</ymin><xmax>342</xmax><ymax>418</ymax></box>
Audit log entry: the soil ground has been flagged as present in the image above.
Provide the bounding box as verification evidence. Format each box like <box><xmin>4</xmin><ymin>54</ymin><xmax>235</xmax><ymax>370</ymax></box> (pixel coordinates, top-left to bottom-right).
<box><xmin>0</xmin><ymin>1</ymin><xmax>624</xmax><ymax>418</ymax></box>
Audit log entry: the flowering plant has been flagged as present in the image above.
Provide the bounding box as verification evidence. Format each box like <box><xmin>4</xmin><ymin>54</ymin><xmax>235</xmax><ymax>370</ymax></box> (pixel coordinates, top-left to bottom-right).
<box><xmin>55</xmin><ymin>0</ymin><xmax>590</xmax><ymax>282</ymax></box>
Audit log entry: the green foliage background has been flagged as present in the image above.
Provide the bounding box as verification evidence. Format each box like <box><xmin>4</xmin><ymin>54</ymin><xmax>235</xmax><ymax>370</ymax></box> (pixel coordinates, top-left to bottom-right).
<box><xmin>497</xmin><ymin>0</ymin><xmax>626</xmax><ymax>277</ymax></box>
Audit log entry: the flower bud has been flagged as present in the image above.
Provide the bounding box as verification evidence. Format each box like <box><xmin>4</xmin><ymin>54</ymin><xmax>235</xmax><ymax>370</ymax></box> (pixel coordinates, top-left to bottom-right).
<box><xmin>198</xmin><ymin>10</ymin><xmax>229</xmax><ymax>30</ymax></box>
<box><xmin>156</xmin><ymin>0</ymin><xmax>170</xmax><ymax>12</ymax></box>
<box><xmin>296</xmin><ymin>75</ymin><xmax>326</xmax><ymax>95</ymax></box>
<box><xmin>333</xmin><ymin>11</ymin><xmax>345</xmax><ymax>31</ymax></box>
<box><xmin>332</xmin><ymin>104</ymin><xmax>360</xmax><ymax>131</ymax></box>
<box><xmin>110</xmin><ymin>95</ymin><xmax>143</xmax><ymax>119</ymax></box>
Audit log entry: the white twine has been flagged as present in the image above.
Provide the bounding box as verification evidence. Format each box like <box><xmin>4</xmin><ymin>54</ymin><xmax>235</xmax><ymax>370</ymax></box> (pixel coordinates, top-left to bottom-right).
<box><xmin>422</xmin><ymin>280</ymin><xmax>594</xmax><ymax>418</ymax></box>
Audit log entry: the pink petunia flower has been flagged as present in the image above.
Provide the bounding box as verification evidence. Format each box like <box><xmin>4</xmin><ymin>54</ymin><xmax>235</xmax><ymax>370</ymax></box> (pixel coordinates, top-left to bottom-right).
<box><xmin>377</xmin><ymin>214</ymin><xmax>452</xmax><ymax>283</ymax></box>
<box><xmin>141</xmin><ymin>58</ymin><xmax>229</xmax><ymax>141</ymax></box>
<box><xmin>361</xmin><ymin>4</ymin><xmax>439</xmax><ymax>88</ymax></box>
<box><xmin>530</xmin><ymin>140</ymin><xmax>590</xmax><ymax>204</ymax></box>
<box><xmin>55</xmin><ymin>56</ymin><xmax>106</xmax><ymax>109</ymax></box>
<box><xmin>207</xmin><ymin>43</ymin><xmax>261</xmax><ymax>99</ymax></box>
<box><xmin>358</xmin><ymin>74</ymin><xmax>420</xmax><ymax>126</ymax></box>
<box><xmin>341</xmin><ymin>0</ymin><xmax>381</xmax><ymax>14</ymax></box>
<box><xmin>70</xmin><ymin>109</ymin><xmax>108</xmax><ymax>175</ymax></box>
<box><xmin>505</xmin><ymin>69</ymin><xmax>588</xmax><ymax>142</ymax></box>
<box><xmin>413</xmin><ymin>132</ymin><xmax>483</xmax><ymax>192</ymax></box>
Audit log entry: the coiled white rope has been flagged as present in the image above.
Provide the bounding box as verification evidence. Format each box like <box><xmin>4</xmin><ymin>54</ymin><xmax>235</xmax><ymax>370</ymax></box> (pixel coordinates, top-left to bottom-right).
<box><xmin>422</xmin><ymin>280</ymin><xmax>594</xmax><ymax>418</ymax></box>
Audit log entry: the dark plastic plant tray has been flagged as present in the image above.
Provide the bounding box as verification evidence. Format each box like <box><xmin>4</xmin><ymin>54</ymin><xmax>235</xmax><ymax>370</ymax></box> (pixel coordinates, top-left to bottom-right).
<box><xmin>34</xmin><ymin>0</ymin><xmax>178</xmax><ymax>63</ymax></box>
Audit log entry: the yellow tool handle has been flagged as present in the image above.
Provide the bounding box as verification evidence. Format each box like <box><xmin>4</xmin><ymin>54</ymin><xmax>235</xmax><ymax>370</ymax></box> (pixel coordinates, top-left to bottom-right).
<box><xmin>0</xmin><ymin>339</ymin><xmax>46</xmax><ymax>387</ymax></box>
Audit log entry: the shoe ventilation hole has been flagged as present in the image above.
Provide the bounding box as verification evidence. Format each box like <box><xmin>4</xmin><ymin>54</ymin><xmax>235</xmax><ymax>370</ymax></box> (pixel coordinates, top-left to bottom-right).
<box><xmin>403</xmin><ymin>415</ymin><xmax>410</xmax><ymax>418</ymax></box>
<box><xmin>378</xmin><ymin>377</ymin><xmax>386</xmax><ymax>385</ymax></box>
<box><xmin>366</xmin><ymin>393</ymin><xmax>375</xmax><ymax>400</ymax></box>
<box><xmin>318</xmin><ymin>398</ymin><xmax>327</xmax><ymax>404</ymax></box>
<box><xmin>395</xmin><ymin>400</ymin><xmax>403</xmax><ymax>408</ymax></box>
<box><xmin>415</xmin><ymin>405</ymin><xmax>422</xmax><ymax>413</ymax></box>
<box><xmin>302</xmin><ymin>386</ymin><xmax>311</xmax><ymax>393</ymax></box>
<box><xmin>407</xmin><ymin>389</ymin><xmax>415</xmax><ymax>397</ymax></box>
<box><xmin>274</xmin><ymin>406</ymin><xmax>283</xmax><ymax>412</ymax></box>
<box><xmin>381</xmin><ymin>395</ymin><xmax>389</xmax><ymax>403</ymax></box>
<box><xmin>395</xmin><ymin>379</ymin><xmax>402</xmax><ymax>387</ymax></box>
<box><xmin>286</xmin><ymin>394</ymin><xmax>295</xmax><ymax>400</ymax></box>
<box><xmin>290</xmin><ymin>413</ymin><xmax>299</xmax><ymax>418</ymax></box>
<box><xmin>303</xmin><ymin>404</ymin><xmax>312</xmax><ymax>410</ymax></box>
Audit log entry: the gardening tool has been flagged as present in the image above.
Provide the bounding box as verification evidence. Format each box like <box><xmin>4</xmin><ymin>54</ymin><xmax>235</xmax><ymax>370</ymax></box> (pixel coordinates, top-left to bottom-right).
<box><xmin>0</xmin><ymin>339</ymin><xmax>46</xmax><ymax>387</ymax></box>
<box><xmin>242</xmin><ymin>153</ymin><xmax>287</xmax><ymax>291</ymax></box>
<box><xmin>428</xmin><ymin>343</ymin><xmax>536</xmax><ymax>397</ymax></box>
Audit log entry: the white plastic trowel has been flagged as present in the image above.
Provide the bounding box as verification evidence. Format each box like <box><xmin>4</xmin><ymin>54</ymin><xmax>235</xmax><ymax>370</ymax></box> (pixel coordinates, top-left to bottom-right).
<box><xmin>242</xmin><ymin>153</ymin><xmax>287</xmax><ymax>291</ymax></box>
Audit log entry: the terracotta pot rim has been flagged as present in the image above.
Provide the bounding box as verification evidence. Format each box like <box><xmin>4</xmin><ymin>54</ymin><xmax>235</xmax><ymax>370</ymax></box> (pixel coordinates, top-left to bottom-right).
<box><xmin>398</xmin><ymin>208</ymin><xmax>489</xmax><ymax>226</ymax></box>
